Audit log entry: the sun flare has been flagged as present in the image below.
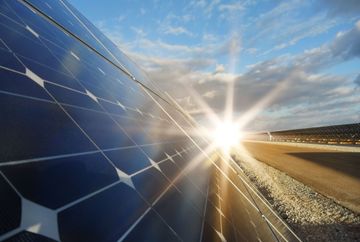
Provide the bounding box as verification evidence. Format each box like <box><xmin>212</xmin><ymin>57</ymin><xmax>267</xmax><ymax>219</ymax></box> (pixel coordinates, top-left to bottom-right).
<box><xmin>212</xmin><ymin>121</ymin><xmax>242</xmax><ymax>152</ymax></box>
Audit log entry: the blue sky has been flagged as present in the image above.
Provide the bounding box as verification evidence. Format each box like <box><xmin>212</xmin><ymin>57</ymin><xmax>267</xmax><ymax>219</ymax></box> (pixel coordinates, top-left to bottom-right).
<box><xmin>68</xmin><ymin>0</ymin><xmax>360</xmax><ymax>131</ymax></box>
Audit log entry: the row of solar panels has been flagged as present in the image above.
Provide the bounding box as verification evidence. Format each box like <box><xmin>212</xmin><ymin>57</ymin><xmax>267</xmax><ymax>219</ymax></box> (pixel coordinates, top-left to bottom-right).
<box><xmin>0</xmin><ymin>0</ymin><xmax>301</xmax><ymax>241</ymax></box>
<box><xmin>246</xmin><ymin>123</ymin><xmax>360</xmax><ymax>145</ymax></box>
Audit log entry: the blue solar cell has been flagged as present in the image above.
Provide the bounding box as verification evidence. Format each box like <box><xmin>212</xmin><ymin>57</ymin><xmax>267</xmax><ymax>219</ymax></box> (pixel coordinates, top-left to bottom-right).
<box><xmin>25</xmin><ymin>0</ymin><xmax>120</xmax><ymax>66</ymax></box>
<box><xmin>153</xmin><ymin>186</ymin><xmax>203</xmax><ymax>241</ymax></box>
<box><xmin>1</xmin><ymin>153</ymin><xmax>118</xmax><ymax>209</ymax></box>
<box><xmin>114</xmin><ymin>119</ymin><xmax>153</xmax><ymax>145</ymax></box>
<box><xmin>141</xmin><ymin>145</ymin><xmax>169</xmax><ymax>162</ymax></box>
<box><xmin>174</xmin><ymin>174</ymin><xmax>207</xmax><ymax>214</ymax></box>
<box><xmin>132</xmin><ymin>167</ymin><xmax>170</xmax><ymax>204</ymax></box>
<box><xmin>0</xmin><ymin>70</ymin><xmax>51</xmax><ymax>100</ymax></box>
<box><xmin>104</xmin><ymin>147</ymin><xmax>151</xmax><ymax>175</ymax></box>
<box><xmin>58</xmin><ymin>183</ymin><xmax>148</xmax><ymax>242</ymax></box>
<box><xmin>0</xmin><ymin>175</ymin><xmax>21</xmax><ymax>236</ymax></box>
<box><xmin>46</xmin><ymin>0</ymin><xmax>157</xmax><ymax>87</ymax></box>
<box><xmin>16</xmin><ymin>54</ymin><xmax>86</xmax><ymax>92</ymax></box>
<box><xmin>98</xmin><ymin>99</ymin><xmax>127</xmax><ymax>116</ymax></box>
<box><xmin>0</xmin><ymin>94</ymin><xmax>95</xmax><ymax>162</ymax></box>
<box><xmin>0</xmin><ymin>1</ymin><xmax>23</xmax><ymax>24</ymax></box>
<box><xmin>46</xmin><ymin>83</ymin><xmax>102</xmax><ymax>111</ymax></box>
<box><xmin>158</xmin><ymin>159</ymin><xmax>181</xmax><ymax>181</ymax></box>
<box><xmin>123</xmin><ymin>209</ymin><xmax>181</xmax><ymax>242</ymax></box>
<box><xmin>64</xmin><ymin>105</ymin><xmax>134</xmax><ymax>149</ymax></box>
<box><xmin>0</xmin><ymin>49</ymin><xmax>25</xmax><ymax>73</ymax></box>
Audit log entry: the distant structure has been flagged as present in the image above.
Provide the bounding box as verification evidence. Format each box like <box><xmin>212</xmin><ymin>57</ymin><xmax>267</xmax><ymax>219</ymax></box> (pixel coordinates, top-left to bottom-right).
<box><xmin>248</xmin><ymin>123</ymin><xmax>360</xmax><ymax>145</ymax></box>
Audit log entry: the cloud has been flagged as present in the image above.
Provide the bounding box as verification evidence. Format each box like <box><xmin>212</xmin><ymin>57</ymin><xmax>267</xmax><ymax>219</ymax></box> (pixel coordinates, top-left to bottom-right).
<box><xmin>158</xmin><ymin>13</ymin><xmax>194</xmax><ymax>37</ymax></box>
<box><xmin>248</xmin><ymin>0</ymin><xmax>356</xmax><ymax>56</ymax></box>
<box><xmin>131</xmin><ymin>27</ymin><xmax>146</xmax><ymax>37</ymax></box>
<box><xmin>202</xmin><ymin>90</ymin><xmax>217</xmax><ymax>99</ymax></box>
<box><xmin>259</xmin><ymin>13</ymin><xmax>340</xmax><ymax>55</ymax></box>
<box><xmin>318</xmin><ymin>0</ymin><xmax>360</xmax><ymax>17</ymax></box>
<box><xmin>99</xmin><ymin>12</ymin><xmax>360</xmax><ymax>131</ymax></box>
<box><xmin>330</xmin><ymin>20</ymin><xmax>360</xmax><ymax>60</ymax></box>
<box><xmin>219</xmin><ymin>2</ymin><xmax>244</xmax><ymax>12</ymax></box>
<box><xmin>172</xmin><ymin>21</ymin><xmax>359</xmax><ymax>129</ymax></box>
<box><xmin>214</xmin><ymin>64</ymin><xmax>225</xmax><ymax>74</ymax></box>
<box><xmin>354</xmin><ymin>74</ymin><xmax>360</xmax><ymax>86</ymax></box>
<box><xmin>163</xmin><ymin>26</ymin><xmax>194</xmax><ymax>36</ymax></box>
<box><xmin>188</xmin><ymin>0</ymin><xmax>221</xmax><ymax>18</ymax></box>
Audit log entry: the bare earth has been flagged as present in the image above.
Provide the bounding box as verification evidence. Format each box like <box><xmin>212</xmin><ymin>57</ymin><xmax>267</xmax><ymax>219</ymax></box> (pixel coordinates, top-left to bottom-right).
<box><xmin>241</xmin><ymin>141</ymin><xmax>360</xmax><ymax>213</ymax></box>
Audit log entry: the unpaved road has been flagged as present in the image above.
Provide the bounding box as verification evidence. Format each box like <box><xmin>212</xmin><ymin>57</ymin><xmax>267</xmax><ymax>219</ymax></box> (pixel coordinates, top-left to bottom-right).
<box><xmin>241</xmin><ymin>141</ymin><xmax>360</xmax><ymax>213</ymax></box>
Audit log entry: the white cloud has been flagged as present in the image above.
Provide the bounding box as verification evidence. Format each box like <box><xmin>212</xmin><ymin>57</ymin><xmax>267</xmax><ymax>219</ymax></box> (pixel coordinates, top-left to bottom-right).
<box><xmin>158</xmin><ymin>13</ymin><xmax>195</xmax><ymax>37</ymax></box>
<box><xmin>131</xmin><ymin>27</ymin><xmax>146</xmax><ymax>37</ymax></box>
<box><xmin>219</xmin><ymin>2</ymin><xmax>244</xmax><ymax>12</ymax></box>
<box><xmin>214</xmin><ymin>64</ymin><xmax>225</xmax><ymax>73</ymax></box>
<box><xmin>163</xmin><ymin>26</ymin><xmax>194</xmax><ymax>36</ymax></box>
<box><xmin>202</xmin><ymin>90</ymin><xmax>217</xmax><ymax>99</ymax></box>
<box><xmin>96</xmin><ymin>8</ymin><xmax>360</xmax><ymax>131</ymax></box>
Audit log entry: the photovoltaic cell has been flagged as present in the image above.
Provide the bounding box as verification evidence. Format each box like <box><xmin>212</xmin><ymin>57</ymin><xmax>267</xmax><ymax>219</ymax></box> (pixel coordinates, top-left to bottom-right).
<box><xmin>1</xmin><ymin>153</ymin><xmax>118</xmax><ymax>209</ymax></box>
<box><xmin>58</xmin><ymin>183</ymin><xmax>148</xmax><ymax>242</ymax></box>
<box><xmin>122</xmin><ymin>209</ymin><xmax>181</xmax><ymax>242</ymax></box>
<box><xmin>0</xmin><ymin>94</ymin><xmax>95</xmax><ymax>162</ymax></box>
<box><xmin>0</xmin><ymin>175</ymin><xmax>21</xmax><ymax>236</ymax></box>
<box><xmin>0</xmin><ymin>0</ymin><xmax>303</xmax><ymax>241</ymax></box>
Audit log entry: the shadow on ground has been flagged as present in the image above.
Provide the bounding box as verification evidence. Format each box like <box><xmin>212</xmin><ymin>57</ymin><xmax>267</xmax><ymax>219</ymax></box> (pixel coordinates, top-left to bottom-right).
<box><xmin>286</xmin><ymin>152</ymin><xmax>360</xmax><ymax>180</ymax></box>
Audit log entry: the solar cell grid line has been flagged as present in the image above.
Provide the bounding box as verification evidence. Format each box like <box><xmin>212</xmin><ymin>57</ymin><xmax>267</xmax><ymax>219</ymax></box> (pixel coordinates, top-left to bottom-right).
<box><xmin>0</xmin><ymin>0</ymin><xmax>187</xmax><ymax>238</ymax></box>
<box><xmin>0</xmin><ymin>90</ymin><xmax>194</xmax><ymax>239</ymax></box>
<box><xmin>0</xmin><ymin>139</ymin><xmax>185</xmax><ymax>168</ymax></box>
<box><xmin>119</xmin><ymin>147</ymin><xmax>211</xmax><ymax>240</ymax></box>
<box><xmin>4</xmin><ymin>0</ymin><xmax>174</xmax><ymax>151</ymax></box>
<box><xmin>18</xmin><ymin>0</ymin><xmax>176</xmax><ymax>108</ymax></box>
<box><xmin>57</xmin><ymin>0</ymin><xmax>167</xmax><ymax>97</ymax></box>
<box><xmin>21</xmin><ymin>0</ymin><xmax>133</xmax><ymax>79</ymax></box>
<box><xmin>1</xmin><ymin>4</ymin><xmax>193</xmax><ymax>242</ymax></box>
<box><xmin>3</xmin><ymin>38</ymin><xmax>137</xmax><ymax>156</ymax></box>
<box><xmin>199</xmin><ymin>174</ymin><xmax>211</xmax><ymax>241</ymax></box>
<box><xmin>140</xmin><ymin>86</ymin><xmax>279</xmax><ymax>238</ymax></box>
<box><xmin>3</xmin><ymin>0</ymin><xmax>150</xmax><ymax>108</ymax></box>
<box><xmin>145</xmin><ymin>87</ymin><xmax>303</xmax><ymax>241</ymax></box>
<box><xmin>217</xmin><ymin>154</ymin><xmax>282</xmax><ymax>242</ymax></box>
<box><xmin>0</xmin><ymin>104</ymin><xmax>191</xmax><ymax>242</ymax></box>
<box><xmin>0</xmin><ymin>66</ymin><xmax>142</xmax><ymax>238</ymax></box>
<box><xmin>216</xmin><ymin>150</ymin><xmax>302</xmax><ymax>241</ymax></box>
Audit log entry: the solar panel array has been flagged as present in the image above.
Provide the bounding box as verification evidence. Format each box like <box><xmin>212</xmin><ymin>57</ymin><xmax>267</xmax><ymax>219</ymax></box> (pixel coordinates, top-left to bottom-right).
<box><xmin>0</xmin><ymin>1</ymin><xmax>302</xmax><ymax>241</ymax></box>
<box><xmin>246</xmin><ymin>123</ymin><xmax>360</xmax><ymax>146</ymax></box>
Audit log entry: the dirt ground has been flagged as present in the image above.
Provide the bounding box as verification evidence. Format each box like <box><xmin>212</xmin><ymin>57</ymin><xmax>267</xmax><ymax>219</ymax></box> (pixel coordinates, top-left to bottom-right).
<box><xmin>240</xmin><ymin>141</ymin><xmax>360</xmax><ymax>214</ymax></box>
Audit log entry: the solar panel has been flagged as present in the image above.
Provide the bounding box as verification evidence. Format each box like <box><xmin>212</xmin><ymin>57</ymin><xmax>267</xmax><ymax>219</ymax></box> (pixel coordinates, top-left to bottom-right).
<box><xmin>0</xmin><ymin>0</ymin><xmax>302</xmax><ymax>241</ymax></box>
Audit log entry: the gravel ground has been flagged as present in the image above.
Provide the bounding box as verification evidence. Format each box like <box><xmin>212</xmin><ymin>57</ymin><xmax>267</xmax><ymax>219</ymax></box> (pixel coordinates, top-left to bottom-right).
<box><xmin>232</xmin><ymin>152</ymin><xmax>360</xmax><ymax>242</ymax></box>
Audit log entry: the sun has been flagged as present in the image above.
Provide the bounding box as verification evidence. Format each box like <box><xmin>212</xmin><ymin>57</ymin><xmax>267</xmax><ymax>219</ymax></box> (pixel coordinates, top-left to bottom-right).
<box><xmin>212</xmin><ymin>121</ymin><xmax>242</xmax><ymax>153</ymax></box>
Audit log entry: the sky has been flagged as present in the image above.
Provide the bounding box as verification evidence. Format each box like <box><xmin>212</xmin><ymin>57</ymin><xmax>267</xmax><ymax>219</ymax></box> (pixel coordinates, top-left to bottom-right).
<box><xmin>68</xmin><ymin>0</ymin><xmax>360</xmax><ymax>131</ymax></box>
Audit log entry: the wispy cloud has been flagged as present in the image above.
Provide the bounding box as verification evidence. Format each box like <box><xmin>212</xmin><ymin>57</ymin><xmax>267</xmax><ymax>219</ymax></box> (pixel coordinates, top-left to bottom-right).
<box><xmin>163</xmin><ymin>25</ymin><xmax>194</xmax><ymax>36</ymax></box>
<box><xmin>92</xmin><ymin>0</ymin><xmax>360</xmax><ymax>130</ymax></box>
<box><xmin>129</xmin><ymin>21</ymin><xmax>360</xmax><ymax>129</ymax></box>
<box><xmin>219</xmin><ymin>2</ymin><xmax>244</xmax><ymax>12</ymax></box>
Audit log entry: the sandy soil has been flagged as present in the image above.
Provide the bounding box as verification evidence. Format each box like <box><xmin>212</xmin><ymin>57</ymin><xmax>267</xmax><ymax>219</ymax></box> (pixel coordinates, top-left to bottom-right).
<box><xmin>240</xmin><ymin>141</ymin><xmax>360</xmax><ymax>213</ymax></box>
